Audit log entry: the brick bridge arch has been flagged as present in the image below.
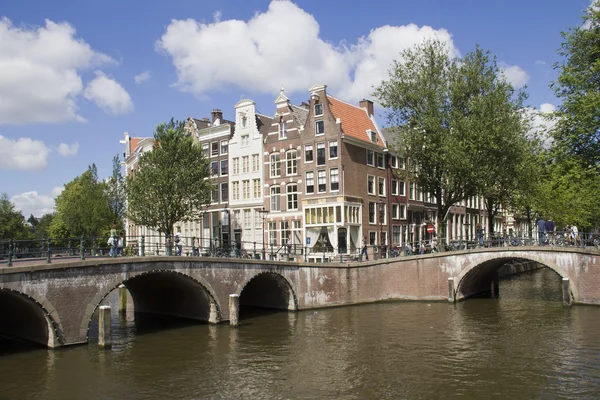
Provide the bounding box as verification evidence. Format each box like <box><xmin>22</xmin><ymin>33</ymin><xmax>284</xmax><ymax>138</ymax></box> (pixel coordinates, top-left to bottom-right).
<box><xmin>451</xmin><ymin>250</ymin><xmax>580</xmax><ymax>302</ymax></box>
<box><xmin>235</xmin><ymin>271</ymin><xmax>299</xmax><ymax>312</ymax></box>
<box><xmin>80</xmin><ymin>268</ymin><xmax>223</xmax><ymax>343</ymax></box>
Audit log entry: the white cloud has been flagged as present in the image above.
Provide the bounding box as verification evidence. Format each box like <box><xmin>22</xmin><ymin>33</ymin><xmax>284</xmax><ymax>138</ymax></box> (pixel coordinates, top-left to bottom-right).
<box><xmin>500</xmin><ymin>63</ymin><xmax>530</xmax><ymax>88</ymax></box>
<box><xmin>0</xmin><ymin>135</ymin><xmax>49</xmax><ymax>171</ymax></box>
<box><xmin>156</xmin><ymin>0</ymin><xmax>458</xmax><ymax>102</ymax></box>
<box><xmin>582</xmin><ymin>0</ymin><xmax>598</xmax><ymax>29</ymax></box>
<box><xmin>134</xmin><ymin>70</ymin><xmax>151</xmax><ymax>84</ymax></box>
<box><xmin>0</xmin><ymin>18</ymin><xmax>115</xmax><ymax>125</ymax></box>
<box><xmin>57</xmin><ymin>142</ymin><xmax>79</xmax><ymax>156</ymax></box>
<box><xmin>84</xmin><ymin>70</ymin><xmax>133</xmax><ymax>115</ymax></box>
<box><xmin>10</xmin><ymin>186</ymin><xmax>63</xmax><ymax>217</ymax></box>
<box><xmin>526</xmin><ymin>103</ymin><xmax>557</xmax><ymax>148</ymax></box>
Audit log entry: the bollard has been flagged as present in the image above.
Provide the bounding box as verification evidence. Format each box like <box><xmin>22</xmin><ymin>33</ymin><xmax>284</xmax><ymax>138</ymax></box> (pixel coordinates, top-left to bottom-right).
<box><xmin>118</xmin><ymin>285</ymin><xmax>127</xmax><ymax>314</ymax></box>
<box><xmin>140</xmin><ymin>235</ymin><xmax>145</xmax><ymax>257</ymax></box>
<box><xmin>229</xmin><ymin>294</ymin><xmax>239</xmax><ymax>326</ymax></box>
<box><xmin>98</xmin><ymin>305</ymin><xmax>112</xmax><ymax>348</ymax></box>
<box><xmin>448</xmin><ymin>278</ymin><xmax>455</xmax><ymax>303</ymax></box>
<box><xmin>562</xmin><ymin>278</ymin><xmax>572</xmax><ymax>306</ymax></box>
<box><xmin>80</xmin><ymin>237</ymin><xmax>85</xmax><ymax>260</ymax></box>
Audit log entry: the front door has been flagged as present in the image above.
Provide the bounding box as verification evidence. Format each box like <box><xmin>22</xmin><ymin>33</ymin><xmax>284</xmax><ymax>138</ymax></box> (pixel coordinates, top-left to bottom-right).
<box><xmin>338</xmin><ymin>228</ymin><xmax>347</xmax><ymax>254</ymax></box>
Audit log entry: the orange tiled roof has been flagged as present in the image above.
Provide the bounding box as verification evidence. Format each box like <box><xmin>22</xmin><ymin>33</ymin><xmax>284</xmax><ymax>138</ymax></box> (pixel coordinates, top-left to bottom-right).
<box><xmin>129</xmin><ymin>137</ymin><xmax>142</xmax><ymax>154</ymax></box>
<box><xmin>327</xmin><ymin>95</ymin><xmax>384</xmax><ymax>148</ymax></box>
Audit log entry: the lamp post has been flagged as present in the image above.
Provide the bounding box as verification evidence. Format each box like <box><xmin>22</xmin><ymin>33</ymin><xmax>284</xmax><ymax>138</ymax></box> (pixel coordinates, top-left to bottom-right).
<box><xmin>258</xmin><ymin>207</ymin><xmax>269</xmax><ymax>259</ymax></box>
<box><xmin>378</xmin><ymin>199</ymin><xmax>385</xmax><ymax>258</ymax></box>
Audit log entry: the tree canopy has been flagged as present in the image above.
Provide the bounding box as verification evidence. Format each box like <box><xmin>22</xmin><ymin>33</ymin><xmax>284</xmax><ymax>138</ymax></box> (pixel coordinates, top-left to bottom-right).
<box><xmin>0</xmin><ymin>194</ymin><xmax>33</xmax><ymax>240</ymax></box>
<box><xmin>124</xmin><ymin>119</ymin><xmax>213</xmax><ymax>238</ymax></box>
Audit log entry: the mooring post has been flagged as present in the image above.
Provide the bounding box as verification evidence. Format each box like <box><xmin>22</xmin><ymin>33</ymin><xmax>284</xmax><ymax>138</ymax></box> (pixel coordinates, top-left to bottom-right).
<box><xmin>209</xmin><ymin>301</ymin><xmax>220</xmax><ymax>324</ymax></box>
<box><xmin>98</xmin><ymin>305</ymin><xmax>112</xmax><ymax>348</ymax></box>
<box><xmin>562</xmin><ymin>278</ymin><xmax>572</xmax><ymax>306</ymax></box>
<box><xmin>118</xmin><ymin>285</ymin><xmax>127</xmax><ymax>314</ymax></box>
<box><xmin>448</xmin><ymin>278</ymin><xmax>455</xmax><ymax>303</ymax></box>
<box><xmin>229</xmin><ymin>294</ymin><xmax>239</xmax><ymax>326</ymax></box>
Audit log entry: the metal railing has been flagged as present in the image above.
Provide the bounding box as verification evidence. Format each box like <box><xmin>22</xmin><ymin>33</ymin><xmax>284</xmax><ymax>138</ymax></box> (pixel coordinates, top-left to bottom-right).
<box><xmin>0</xmin><ymin>231</ymin><xmax>597</xmax><ymax>267</ymax></box>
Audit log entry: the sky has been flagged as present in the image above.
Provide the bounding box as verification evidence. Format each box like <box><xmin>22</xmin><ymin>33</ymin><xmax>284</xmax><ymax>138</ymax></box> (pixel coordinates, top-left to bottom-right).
<box><xmin>0</xmin><ymin>0</ymin><xmax>593</xmax><ymax>218</ymax></box>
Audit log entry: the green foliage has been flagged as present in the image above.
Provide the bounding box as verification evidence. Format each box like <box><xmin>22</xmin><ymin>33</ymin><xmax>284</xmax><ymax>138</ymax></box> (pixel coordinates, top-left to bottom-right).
<box><xmin>35</xmin><ymin>213</ymin><xmax>55</xmax><ymax>239</ymax></box>
<box><xmin>125</xmin><ymin>118</ymin><xmax>213</xmax><ymax>237</ymax></box>
<box><xmin>0</xmin><ymin>193</ymin><xmax>33</xmax><ymax>240</ymax></box>
<box><xmin>54</xmin><ymin>169</ymin><xmax>112</xmax><ymax>237</ymax></box>
<box><xmin>551</xmin><ymin>2</ymin><xmax>600</xmax><ymax>166</ymax></box>
<box><xmin>106</xmin><ymin>154</ymin><xmax>126</xmax><ymax>230</ymax></box>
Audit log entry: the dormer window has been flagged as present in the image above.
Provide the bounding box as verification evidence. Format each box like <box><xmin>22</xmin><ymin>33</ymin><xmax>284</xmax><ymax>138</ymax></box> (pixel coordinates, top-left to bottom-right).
<box><xmin>242</xmin><ymin>116</ymin><xmax>247</xmax><ymax>128</ymax></box>
<box><xmin>279</xmin><ymin>121</ymin><xmax>287</xmax><ymax>139</ymax></box>
<box><xmin>315</xmin><ymin>103</ymin><xmax>323</xmax><ymax>116</ymax></box>
<box><xmin>316</xmin><ymin>120</ymin><xmax>325</xmax><ymax>135</ymax></box>
<box><xmin>370</xmin><ymin>131</ymin><xmax>377</xmax><ymax>143</ymax></box>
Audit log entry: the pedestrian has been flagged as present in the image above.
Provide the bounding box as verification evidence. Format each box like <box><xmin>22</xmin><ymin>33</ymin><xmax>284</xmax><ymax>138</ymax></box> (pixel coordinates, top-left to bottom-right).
<box><xmin>537</xmin><ymin>217</ymin><xmax>546</xmax><ymax>245</ymax></box>
<box><xmin>476</xmin><ymin>223</ymin><xmax>484</xmax><ymax>247</ymax></box>
<box><xmin>193</xmin><ymin>237</ymin><xmax>200</xmax><ymax>256</ymax></box>
<box><xmin>545</xmin><ymin>218</ymin><xmax>555</xmax><ymax>245</ymax></box>
<box><xmin>107</xmin><ymin>235</ymin><xmax>116</xmax><ymax>257</ymax></box>
<box><xmin>571</xmin><ymin>224</ymin><xmax>579</xmax><ymax>247</ymax></box>
<box><xmin>117</xmin><ymin>233</ymin><xmax>124</xmax><ymax>256</ymax></box>
<box><xmin>174</xmin><ymin>229</ymin><xmax>182</xmax><ymax>256</ymax></box>
<box><xmin>360</xmin><ymin>236</ymin><xmax>368</xmax><ymax>261</ymax></box>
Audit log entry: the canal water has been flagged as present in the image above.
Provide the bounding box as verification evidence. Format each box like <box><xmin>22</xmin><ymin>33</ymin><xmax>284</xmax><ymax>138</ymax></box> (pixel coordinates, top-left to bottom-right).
<box><xmin>2</xmin><ymin>267</ymin><xmax>600</xmax><ymax>400</ymax></box>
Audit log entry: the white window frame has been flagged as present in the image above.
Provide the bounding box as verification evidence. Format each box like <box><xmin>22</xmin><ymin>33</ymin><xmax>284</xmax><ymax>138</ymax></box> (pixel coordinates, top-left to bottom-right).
<box><xmin>315</xmin><ymin>103</ymin><xmax>323</xmax><ymax>116</ymax></box>
<box><xmin>306</xmin><ymin>171</ymin><xmax>314</xmax><ymax>194</ymax></box>
<box><xmin>220</xmin><ymin>140</ymin><xmax>228</xmax><ymax>155</ymax></box>
<box><xmin>279</xmin><ymin>121</ymin><xmax>287</xmax><ymax>139</ymax></box>
<box><xmin>287</xmin><ymin>150</ymin><xmax>297</xmax><ymax>175</ymax></box>
<box><xmin>366</xmin><ymin>150</ymin><xmax>374</xmax><ymax>166</ymax></box>
<box><xmin>330</xmin><ymin>168</ymin><xmax>339</xmax><ymax>192</ymax></box>
<box><xmin>367</xmin><ymin>175</ymin><xmax>375</xmax><ymax>195</ymax></box>
<box><xmin>317</xmin><ymin>170</ymin><xmax>326</xmax><ymax>193</ymax></box>
<box><xmin>378</xmin><ymin>177</ymin><xmax>386</xmax><ymax>196</ymax></box>
<box><xmin>270</xmin><ymin>153</ymin><xmax>281</xmax><ymax>178</ymax></box>
<box><xmin>270</xmin><ymin>186</ymin><xmax>281</xmax><ymax>211</ymax></box>
<box><xmin>315</xmin><ymin>120</ymin><xmax>325</xmax><ymax>135</ymax></box>
<box><xmin>305</xmin><ymin>144</ymin><xmax>314</xmax><ymax>163</ymax></box>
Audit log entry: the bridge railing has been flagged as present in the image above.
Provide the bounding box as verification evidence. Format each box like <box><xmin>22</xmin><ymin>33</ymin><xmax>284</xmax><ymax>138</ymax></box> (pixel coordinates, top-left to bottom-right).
<box><xmin>0</xmin><ymin>230</ymin><xmax>598</xmax><ymax>266</ymax></box>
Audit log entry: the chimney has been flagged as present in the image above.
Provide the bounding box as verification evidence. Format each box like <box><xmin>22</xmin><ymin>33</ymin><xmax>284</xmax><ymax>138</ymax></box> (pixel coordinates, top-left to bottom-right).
<box><xmin>211</xmin><ymin>109</ymin><xmax>223</xmax><ymax>124</ymax></box>
<box><xmin>360</xmin><ymin>99</ymin><xmax>374</xmax><ymax>117</ymax></box>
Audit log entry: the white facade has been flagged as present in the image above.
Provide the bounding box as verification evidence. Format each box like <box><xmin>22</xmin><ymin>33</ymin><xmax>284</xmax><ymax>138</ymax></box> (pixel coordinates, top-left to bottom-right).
<box><xmin>229</xmin><ymin>99</ymin><xmax>268</xmax><ymax>249</ymax></box>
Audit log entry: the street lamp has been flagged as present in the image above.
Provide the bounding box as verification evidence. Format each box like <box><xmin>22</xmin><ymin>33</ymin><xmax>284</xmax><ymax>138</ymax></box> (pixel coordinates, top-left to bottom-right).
<box><xmin>258</xmin><ymin>207</ymin><xmax>269</xmax><ymax>259</ymax></box>
<box><xmin>378</xmin><ymin>199</ymin><xmax>385</xmax><ymax>258</ymax></box>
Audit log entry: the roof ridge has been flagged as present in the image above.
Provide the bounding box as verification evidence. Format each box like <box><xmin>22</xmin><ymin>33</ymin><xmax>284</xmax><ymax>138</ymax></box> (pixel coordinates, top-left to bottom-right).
<box><xmin>327</xmin><ymin>94</ymin><xmax>365</xmax><ymax>111</ymax></box>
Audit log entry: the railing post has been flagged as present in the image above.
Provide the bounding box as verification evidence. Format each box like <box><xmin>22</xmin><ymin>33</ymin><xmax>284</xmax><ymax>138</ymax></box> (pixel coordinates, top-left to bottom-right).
<box><xmin>80</xmin><ymin>236</ymin><xmax>85</xmax><ymax>260</ymax></box>
<box><xmin>68</xmin><ymin>239</ymin><xmax>72</xmax><ymax>256</ymax></box>
<box><xmin>7</xmin><ymin>240</ymin><xmax>13</xmax><ymax>267</ymax></box>
<box><xmin>140</xmin><ymin>235</ymin><xmax>145</xmax><ymax>257</ymax></box>
<box><xmin>46</xmin><ymin>238</ymin><xmax>51</xmax><ymax>264</ymax></box>
<box><xmin>253</xmin><ymin>242</ymin><xmax>256</xmax><ymax>259</ymax></box>
<box><xmin>191</xmin><ymin>236</ymin><xmax>196</xmax><ymax>257</ymax></box>
<box><xmin>304</xmin><ymin>246</ymin><xmax>307</xmax><ymax>262</ymax></box>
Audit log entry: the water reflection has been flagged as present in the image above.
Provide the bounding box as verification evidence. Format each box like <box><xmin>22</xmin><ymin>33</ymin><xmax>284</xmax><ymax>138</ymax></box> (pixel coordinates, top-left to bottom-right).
<box><xmin>2</xmin><ymin>268</ymin><xmax>600</xmax><ymax>400</ymax></box>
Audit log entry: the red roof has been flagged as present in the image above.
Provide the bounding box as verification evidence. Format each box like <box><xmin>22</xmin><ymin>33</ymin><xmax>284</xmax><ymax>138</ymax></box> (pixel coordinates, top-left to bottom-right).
<box><xmin>327</xmin><ymin>95</ymin><xmax>383</xmax><ymax>148</ymax></box>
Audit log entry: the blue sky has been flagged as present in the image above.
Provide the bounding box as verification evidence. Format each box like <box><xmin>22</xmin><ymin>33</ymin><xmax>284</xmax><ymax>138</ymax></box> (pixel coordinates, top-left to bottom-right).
<box><xmin>0</xmin><ymin>0</ymin><xmax>592</xmax><ymax>217</ymax></box>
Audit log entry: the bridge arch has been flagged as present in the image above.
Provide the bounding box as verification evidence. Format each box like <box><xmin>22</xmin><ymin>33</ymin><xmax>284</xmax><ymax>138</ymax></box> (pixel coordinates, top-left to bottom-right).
<box><xmin>81</xmin><ymin>269</ymin><xmax>222</xmax><ymax>343</ymax></box>
<box><xmin>236</xmin><ymin>271</ymin><xmax>298</xmax><ymax>312</ymax></box>
<box><xmin>454</xmin><ymin>252</ymin><xmax>577</xmax><ymax>302</ymax></box>
<box><xmin>0</xmin><ymin>288</ymin><xmax>64</xmax><ymax>348</ymax></box>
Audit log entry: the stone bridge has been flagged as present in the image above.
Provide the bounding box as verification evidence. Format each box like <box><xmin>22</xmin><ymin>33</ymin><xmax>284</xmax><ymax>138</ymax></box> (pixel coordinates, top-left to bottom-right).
<box><xmin>1</xmin><ymin>247</ymin><xmax>598</xmax><ymax>348</ymax></box>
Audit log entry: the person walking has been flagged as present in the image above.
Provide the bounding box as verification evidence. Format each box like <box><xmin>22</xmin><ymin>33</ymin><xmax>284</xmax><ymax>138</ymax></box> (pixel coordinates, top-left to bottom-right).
<box><xmin>174</xmin><ymin>229</ymin><xmax>182</xmax><ymax>256</ymax></box>
<box><xmin>360</xmin><ymin>236</ymin><xmax>369</xmax><ymax>261</ymax></box>
<box><xmin>537</xmin><ymin>217</ymin><xmax>546</xmax><ymax>245</ymax></box>
<box><xmin>107</xmin><ymin>235</ymin><xmax>116</xmax><ymax>257</ymax></box>
<box><xmin>476</xmin><ymin>223</ymin><xmax>484</xmax><ymax>248</ymax></box>
<box><xmin>545</xmin><ymin>218</ymin><xmax>555</xmax><ymax>245</ymax></box>
<box><xmin>571</xmin><ymin>224</ymin><xmax>579</xmax><ymax>247</ymax></box>
<box><xmin>117</xmin><ymin>233</ymin><xmax>124</xmax><ymax>256</ymax></box>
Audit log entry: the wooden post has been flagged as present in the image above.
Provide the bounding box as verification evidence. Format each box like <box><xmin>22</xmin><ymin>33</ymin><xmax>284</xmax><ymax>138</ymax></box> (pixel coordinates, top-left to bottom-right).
<box><xmin>229</xmin><ymin>294</ymin><xmax>239</xmax><ymax>326</ymax></box>
<box><xmin>98</xmin><ymin>305</ymin><xmax>112</xmax><ymax>348</ymax></box>
<box><xmin>562</xmin><ymin>278</ymin><xmax>572</xmax><ymax>306</ymax></box>
<box><xmin>448</xmin><ymin>278</ymin><xmax>455</xmax><ymax>303</ymax></box>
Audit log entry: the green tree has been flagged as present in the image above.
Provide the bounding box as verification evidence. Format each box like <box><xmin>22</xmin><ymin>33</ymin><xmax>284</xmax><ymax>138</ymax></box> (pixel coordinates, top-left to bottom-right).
<box><xmin>106</xmin><ymin>154</ymin><xmax>125</xmax><ymax>229</ymax></box>
<box><xmin>375</xmin><ymin>40</ymin><xmax>489</xmax><ymax>236</ymax></box>
<box><xmin>551</xmin><ymin>2</ymin><xmax>600</xmax><ymax>166</ymax></box>
<box><xmin>35</xmin><ymin>213</ymin><xmax>55</xmax><ymax>239</ymax></box>
<box><xmin>0</xmin><ymin>194</ymin><xmax>33</xmax><ymax>240</ymax></box>
<box><xmin>54</xmin><ymin>169</ymin><xmax>112</xmax><ymax>237</ymax></box>
<box><xmin>125</xmin><ymin>119</ymin><xmax>213</xmax><ymax>238</ymax></box>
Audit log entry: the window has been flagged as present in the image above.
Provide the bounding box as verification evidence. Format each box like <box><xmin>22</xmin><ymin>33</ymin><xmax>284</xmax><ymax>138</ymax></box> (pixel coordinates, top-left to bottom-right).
<box><xmin>243</xmin><ymin>180</ymin><xmax>250</xmax><ymax>199</ymax></box>
<box><xmin>392</xmin><ymin>226</ymin><xmax>401</xmax><ymax>246</ymax></box>
<box><xmin>271</xmin><ymin>186</ymin><xmax>281</xmax><ymax>211</ymax></box>
<box><xmin>220</xmin><ymin>160</ymin><xmax>228</xmax><ymax>176</ymax></box>
<box><xmin>367</xmin><ymin>175</ymin><xmax>375</xmax><ymax>195</ymax></box>
<box><xmin>281</xmin><ymin>221</ymin><xmax>290</xmax><ymax>244</ymax></box>
<box><xmin>244</xmin><ymin>209</ymin><xmax>251</xmax><ymax>228</ymax></box>
<box><xmin>253</xmin><ymin>179</ymin><xmax>261</xmax><ymax>198</ymax></box>
<box><xmin>400</xmin><ymin>204</ymin><xmax>407</xmax><ymax>219</ymax></box>
<box><xmin>317</xmin><ymin>143</ymin><xmax>325</xmax><ymax>165</ymax></box>
<box><xmin>391</xmin><ymin>156</ymin><xmax>398</xmax><ymax>168</ymax></box>
<box><xmin>369</xmin><ymin>231</ymin><xmax>376</xmax><ymax>246</ymax></box>
<box><xmin>242</xmin><ymin>116</ymin><xmax>247</xmax><ymax>128</ymax></box>
<box><xmin>232</xmin><ymin>181</ymin><xmax>240</xmax><ymax>200</ymax></box>
<box><xmin>287</xmin><ymin>150</ymin><xmax>297</xmax><ymax>175</ymax></box>
<box><xmin>220</xmin><ymin>183</ymin><xmax>228</xmax><ymax>203</ymax></box>
<box><xmin>370</xmin><ymin>131</ymin><xmax>377</xmax><ymax>143</ymax></box>
<box><xmin>241</xmin><ymin>135</ymin><xmax>249</xmax><ymax>146</ymax></box>
<box><xmin>252</xmin><ymin>154</ymin><xmax>259</xmax><ymax>172</ymax></box>
<box><xmin>306</xmin><ymin>171</ymin><xmax>314</xmax><ymax>194</ymax></box>
<box><xmin>315</xmin><ymin>103</ymin><xmax>323</xmax><ymax>116</ymax></box>
<box><xmin>287</xmin><ymin>184</ymin><xmax>298</xmax><ymax>210</ymax></box>
<box><xmin>211</xmin><ymin>161</ymin><xmax>219</xmax><ymax>176</ymax></box>
<box><xmin>254</xmin><ymin>210</ymin><xmax>262</xmax><ymax>228</ymax></box>
<box><xmin>212</xmin><ymin>187</ymin><xmax>219</xmax><ymax>203</ymax></box>
<box><xmin>377</xmin><ymin>153</ymin><xmax>384</xmax><ymax>169</ymax></box>
<box><xmin>369</xmin><ymin>202</ymin><xmax>375</xmax><ymax>224</ymax></box>
<box><xmin>270</xmin><ymin>153</ymin><xmax>281</xmax><ymax>177</ymax></box>
<box><xmin>392</xmin><ymin>203</ymin><xmax>399</xmax><ymax>219</ymax></box>
<box><xmin>399</xmin><ymin>157</ymin><xmax>406</xmax><ymax>169</ymax></box>
<box><xmin>409</xmin><ymin>182</ymin><xmax>415</xmax><ymax>200</ymax></box>
<box><xmin>211</xmin><ymin>142</ymin><xmax>219</xmax><ymax>157</ymax></box>
<box><xmin>330</xmin><ymin>168</ymin><xmax>339</xmax><ymax>191</ymax></box>
<box><xmin>242</xmin><ymin>156</ymin><xmax>249</xmax><ymax>173</ymax></box>
<box><xmin>392</xmin><ymin>180</ymin><xmax>398</xmax><ymax>196</ymax></box>
<box><xmin>399</xmin><ymin>181</ymin><xmax>406</xmax><ymax>196</ymax></box>
<box><xmin>279</xmin><ymin>121</ymin><xmax>287</xmax><ymax>139</ymax></box>
<box><xmin>268</xmin><ymin>222</ymin><xmax>277</xmax><ymax>245</ymax></box>
<box><xmin>220</xmin><ymin>140</ymin><xmax>228</xmax><ymax>155</ymax></box>
<box><xmin>305</xmin><ymin>144</ymin><xmax>313</xmax><ymax>162</ymax></box>
<box><xmin>315</xmin><ymin>120</ymin><xmax>325</xmax><ymax>135</ymax></box>
<box><xmin>318</xmin><ymin>170</ymin><xmax>326</xmax><ymax>193</ymax></box>
<box><xmin>366</xmin><ymin>150</ymin><xmax>374</xmax><ymax>166</ymax></box>
<box><xmin>329</xmin><ymin>140</ymin><xmax>338</xmax><ymax>159</ymax></box>
<box><xmin>202</xmin><ymin>144</ymin><xmax>209</xmax><ymax>158</ymax></box>
<box><xmin>233</xmin><ymin>157</ymin><xmax>240</xmax><ymax>175</ymax></box>
<box><xmin>378</xmin><ymin>177</ymin><xmax>385</xmax><ymax>196</ymax></box>
<box><xmin>417</xmin><ymin>186</ymin><xmax>423</xmax><ymax>202</ymax></box>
